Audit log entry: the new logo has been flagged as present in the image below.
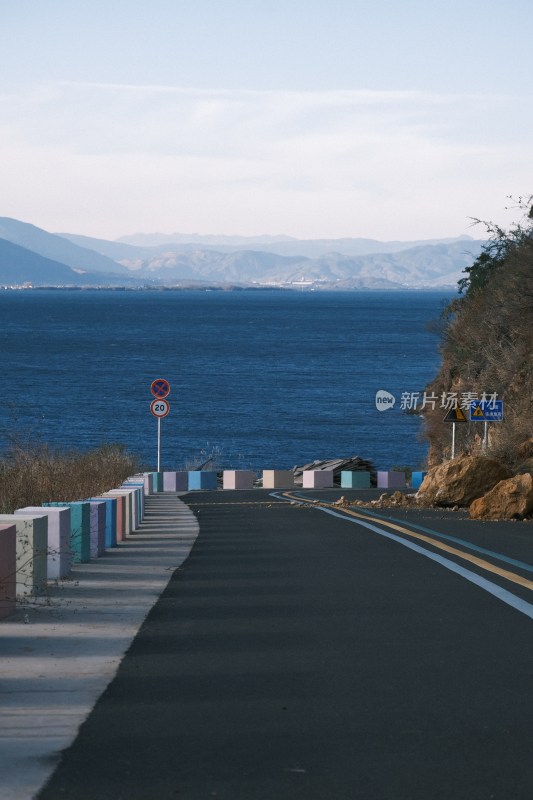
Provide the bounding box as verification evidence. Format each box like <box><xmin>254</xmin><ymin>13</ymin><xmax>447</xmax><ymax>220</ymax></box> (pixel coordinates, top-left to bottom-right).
<box><xmin>375</xmin><ymin>390</ymin><xmax>396</xmax><ymax>411</ymax></box>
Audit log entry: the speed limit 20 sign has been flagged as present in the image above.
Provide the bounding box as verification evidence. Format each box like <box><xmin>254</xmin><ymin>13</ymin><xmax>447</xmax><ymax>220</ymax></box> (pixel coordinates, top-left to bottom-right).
<box><xmin>150</xmin><ymin>398</ymin><xmax>170</xmax><ymax>418</ymax></box>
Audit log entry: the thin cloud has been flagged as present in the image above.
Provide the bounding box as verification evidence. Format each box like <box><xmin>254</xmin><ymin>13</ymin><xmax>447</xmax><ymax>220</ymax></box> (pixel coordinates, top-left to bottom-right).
<box><xmin>0</xmin><ymin>82</ymin><xmax>529</xmax><ymax>238</ymax></box>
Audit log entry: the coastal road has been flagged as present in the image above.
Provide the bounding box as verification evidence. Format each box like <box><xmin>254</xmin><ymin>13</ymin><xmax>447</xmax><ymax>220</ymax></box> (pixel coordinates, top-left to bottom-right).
<box><xmin>38</xmin><ymin>488</ymin><xmax>533</xmax><ymax>800</ymax></box>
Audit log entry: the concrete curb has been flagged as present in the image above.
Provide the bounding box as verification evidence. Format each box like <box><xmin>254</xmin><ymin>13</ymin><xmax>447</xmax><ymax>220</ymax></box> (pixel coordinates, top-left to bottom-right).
<box><xmin>0</xmin><ymin>493</ymin><xmax>198</xmax><ymax>800</ymax></box>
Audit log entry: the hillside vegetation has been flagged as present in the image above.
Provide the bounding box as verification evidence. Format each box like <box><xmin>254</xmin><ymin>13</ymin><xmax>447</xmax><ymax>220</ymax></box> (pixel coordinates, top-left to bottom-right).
<box><xmin>422</xmin><ymin>198</ymin><xmax>533</xmax><ymax>470</ymax></box>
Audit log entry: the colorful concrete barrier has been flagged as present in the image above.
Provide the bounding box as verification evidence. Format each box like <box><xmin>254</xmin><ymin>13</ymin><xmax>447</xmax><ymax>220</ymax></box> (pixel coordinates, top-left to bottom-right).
<box><xmin>0</xmin><ymin>524</ymin><xmax>16</xmax><ymax>619</ymax></box>
<box><xmin>262</xmin><ymin>470</ymin><xmax>294</xmax><ymax>489</ymax></box>
<box><xmin>102</xmin><ymin>491</ymin><xmax>132</xmax><ymax>536</ymax></box>
<box><xmin>188</xmin><ymin>471</ymin><xmax>218</xmax><ymax>491</ymax></box>
<box><xmin>152</xmin><ymin>472</ymin><xmax>164</xmax><ymax>493</ymax></box>
<box><xmin>122</xmin><ymin>482</ymin><xmax>145</xmax><ymax>520</ymax></box>
<box><xmin>303</xmin><ymin>470</ymin><xmax>334</xmax><ymax>489</ymax></box>
<box><xmin>162</xmin><ymin>471</ymin><xmax>188</xmax><ymax>492</ymax></box>
<box><xmin>44</xmin><ymin>502</ymin><xmax>91</xmax><ymax>564</ymax></box>
<box><xmin>108</xmin><ymin>493</ymin><xmax>125</xmax><ymax>541</ymax></box>
<box><xmin>89</xmin><ymin>501</ymin><xmax>107</xmax><ymax>558</ymax></box>
<box><xmin>88</xmin><ymin>496</ymin><xmax>117</xmax><ymax>548</ymax></box>
<box><xmin>15</xmin><ymin>506</ymin><xmax>71</xmax><ymax>579</ymax></box>
<box><xmin>411</xmin><ymin>471</ymin><xmax>427</xmax><ymax>490</ymax></box>
<box><xmin>377</xmin><ymin>471</ymin><xmax>406</xmax><ymax>489</ymax></box>
<box><xmin>143</xmin><ymin>472</ymin><xmax>155</xmax><ymax>496</ymax></box>
<box><xmin>223</xmin><ymin>470</ymin><xmax>255</xmax><ymax>490</ymax></box>
<box><xmin>0</xmin><ymin>514</ymin><xmax>48</xmax><ymax>596</ymax></box>
<box><xmin>340</xmin><ymin>471</ymin><xmax>371</xmax><ymax>489</ymax></box>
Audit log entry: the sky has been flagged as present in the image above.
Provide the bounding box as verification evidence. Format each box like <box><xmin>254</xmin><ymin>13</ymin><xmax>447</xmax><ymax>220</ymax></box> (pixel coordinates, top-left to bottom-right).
<box><xmin>0</xmin><ymin>0</ymin><xmax>531</xmax><ymax>241</ymax></box>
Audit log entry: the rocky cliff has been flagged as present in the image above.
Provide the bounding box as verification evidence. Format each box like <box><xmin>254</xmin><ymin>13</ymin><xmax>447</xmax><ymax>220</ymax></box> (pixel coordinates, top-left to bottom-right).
<box><xmin>421</xmin><ymin>199</ymin><xmax>533</xmax><ymax>472</ymax></box>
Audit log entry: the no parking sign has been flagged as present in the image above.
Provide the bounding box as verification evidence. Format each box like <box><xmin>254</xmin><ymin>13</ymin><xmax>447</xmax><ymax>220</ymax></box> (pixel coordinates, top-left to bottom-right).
<box><xmin>151</xmin><ymin>378</ymin><xmax>171</xmax><ymax>399</ymax></box>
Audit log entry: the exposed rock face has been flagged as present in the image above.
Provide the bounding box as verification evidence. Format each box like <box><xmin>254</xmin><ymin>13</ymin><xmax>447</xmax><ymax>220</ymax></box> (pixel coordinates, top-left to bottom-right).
<box><xmin>469</xmin><ymin>473</ymin><xmax>533</xmax><ymax>520</ymax></box>
<box><xmin>416</xmin><ymin>455</ymin><xmax>512</xmax><ymax>507</ymax></box>
<box><xmin>517</xmin><ymin>438</ymin><xmax>533</xmax><ymax>460</ymax></box>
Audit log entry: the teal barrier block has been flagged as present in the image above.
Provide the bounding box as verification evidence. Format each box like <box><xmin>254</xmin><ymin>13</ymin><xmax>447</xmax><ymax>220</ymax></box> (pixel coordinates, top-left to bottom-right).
<box><xmin>45</xmin><ymin>502</ymin><xmax>91</xmax><ymax>563</ymax></box>
<box><xmin>153</xmin><ymin>472</ymin><xmax>164</xmax><ymax>492</ymax></box>
<box><xmin>340</xmin><ymin>471</ymin><xmax>371</xmax><ymax>489</ymax></box>
<box><xmin>188</xmin><ymin>471</ymin><xmax>218</xmax><ymax>490</ymax></box>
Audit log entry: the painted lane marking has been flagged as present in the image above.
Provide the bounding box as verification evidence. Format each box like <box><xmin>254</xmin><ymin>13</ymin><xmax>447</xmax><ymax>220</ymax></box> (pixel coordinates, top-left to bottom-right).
<box><xmin>271</xmin><ymin>492</ymin><xmax>533</xmax><ymax>620</ymax></box>
<box><xmin>187</xmin><ymin>501</ymin><xmax>285</xmax><ymax>506</ymax></box>
<box><xmin>280</xmin><ymin>491</ymin><xmax>533</xmax><ymax>592</ymax></box>
<box><xmin>338</xmin><ymin>507</ymin><xmax>533</xmax><ymax>592</ymax></box>
<box><xmin>327</xmin><ymin>501</ymin><xmax>533</xmax><ymax>575</ymax></box>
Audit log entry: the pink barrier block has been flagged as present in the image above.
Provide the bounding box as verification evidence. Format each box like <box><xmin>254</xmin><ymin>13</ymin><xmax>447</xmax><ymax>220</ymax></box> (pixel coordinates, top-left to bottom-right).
<box><xmin>163</xmin><ymin>471</ymin><xmax>189</xmax><ymax>491</ymax></box>
<box><xmin>302</xmin><ymin>470</ymin><xmax>334</xmax><ymax>489</ymax></box>
<box><xmin>377</xmin><ymin>471</ymin><xmax>406</xmax><ymax>489</ymax></box>
<box><xmin>16</xmin><ymin>506</ymin><xmax>71</xmax><ymax>579</ymax></box>
<box><xmin>262</xmin><ymin>470</ymin><xmax>294</xmax><ymax>489</ymax></box>
<box><xmin>0</xmin><ymin>524</ymin><xmax>16</xmax><ymax>620</ymax></box>
<box><xmin>223</xmin><ymin>471</ymin><xmax>255</xmax><ymax>490</ymax></box>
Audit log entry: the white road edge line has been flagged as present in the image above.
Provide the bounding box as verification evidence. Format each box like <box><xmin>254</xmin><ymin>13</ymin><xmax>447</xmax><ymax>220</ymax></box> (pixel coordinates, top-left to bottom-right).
<box><xmin>272</xmin><ymin>493</ymin><xmax>533</xmax><ymax>621</ymax></box>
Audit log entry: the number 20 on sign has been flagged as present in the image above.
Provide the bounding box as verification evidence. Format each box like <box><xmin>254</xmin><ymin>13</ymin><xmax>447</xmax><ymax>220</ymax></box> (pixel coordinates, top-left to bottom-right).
<box><xmin>150</xmin><ymin>399</ymin><xmax>170</xmax><ymax>418</ymax></box>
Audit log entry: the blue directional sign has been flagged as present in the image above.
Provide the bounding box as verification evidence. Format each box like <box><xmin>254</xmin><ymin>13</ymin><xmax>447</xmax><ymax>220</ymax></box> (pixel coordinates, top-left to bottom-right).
<box><xmin>469</xmin><ymin>400</ymin><xmax>504</xmax><ymax>422</ymax></box>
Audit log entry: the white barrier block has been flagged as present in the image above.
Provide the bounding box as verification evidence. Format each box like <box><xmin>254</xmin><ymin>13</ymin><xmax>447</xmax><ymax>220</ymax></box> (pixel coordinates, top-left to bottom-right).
<box><xmin>16</xmin><ymin>506</ymin><xmax>71</xmax><ymax>579</ymax></box>
<box><xmin>0</xmin><ymin>514</ymin><xmax>48</xmax><ymax>596</ymax></box>
<box><xmin>0</xmin><ymin>524</ymin><xmax>16</xmax><ymax>619</ymax></box>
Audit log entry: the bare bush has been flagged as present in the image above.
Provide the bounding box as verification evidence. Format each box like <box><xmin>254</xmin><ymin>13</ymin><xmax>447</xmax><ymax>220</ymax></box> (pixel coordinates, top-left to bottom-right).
<box><xmin>0</xmin><ymin>441</ymin><xmax>140</xmax><ymax>514</ymax></box>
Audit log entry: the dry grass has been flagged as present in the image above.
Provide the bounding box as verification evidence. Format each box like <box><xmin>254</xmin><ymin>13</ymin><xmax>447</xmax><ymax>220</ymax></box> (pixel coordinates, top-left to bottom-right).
<box><xmin>0</xmin><ymin>441</ymin><xmax>140</xmax><ymax>514</ymax></box>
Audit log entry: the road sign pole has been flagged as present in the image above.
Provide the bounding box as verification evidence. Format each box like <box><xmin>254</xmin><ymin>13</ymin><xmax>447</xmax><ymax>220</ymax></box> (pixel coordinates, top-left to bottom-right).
<box><xmin>451</xmin><ymin>422</ymin><xmax>456</xmax><ymax>460</ymax></box>
<box><xmin>483</xmin><ymin>421</ymin><xmax>488</xmax><ymax>452</ymax></box>
<box><xmin>150</xmin><ymin>379</ymin><xmax>171</xmax><ymax>472</ymax></box>
<box><xmin>157</xmin><ymin>417</ymin><xmax>161</xmax><ymax>472</ymax></box>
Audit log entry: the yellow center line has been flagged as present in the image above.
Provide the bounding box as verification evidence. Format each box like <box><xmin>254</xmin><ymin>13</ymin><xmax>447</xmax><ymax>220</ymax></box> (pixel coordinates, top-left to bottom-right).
<box><xmin>188</xmin><ymin>501</ymin><xmax>283</xmax><ymax>506</ymax></box>
<box><xmin>282</xmin><ymin>492</ymin><xmax>533</xmax><ymax>593</ymax></box>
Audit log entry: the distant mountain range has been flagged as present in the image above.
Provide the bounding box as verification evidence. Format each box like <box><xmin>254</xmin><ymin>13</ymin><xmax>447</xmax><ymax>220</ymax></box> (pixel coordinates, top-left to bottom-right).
<box><xmin>0</xmin><ymin>216</ymin><xmax>485</xmax><ymax>290</ymax></box>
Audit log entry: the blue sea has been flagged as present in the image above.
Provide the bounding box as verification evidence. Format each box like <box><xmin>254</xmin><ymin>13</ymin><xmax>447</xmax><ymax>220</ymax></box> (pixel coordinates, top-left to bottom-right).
<box><xmin>0</xmin><ymin>289</ymin><xmax>452</xmax><ymax>472</ymax></box>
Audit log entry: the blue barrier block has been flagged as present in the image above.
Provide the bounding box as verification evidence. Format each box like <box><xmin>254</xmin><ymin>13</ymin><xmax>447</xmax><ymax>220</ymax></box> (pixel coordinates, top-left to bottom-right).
<box><xmin>188</xmin><ymin>471</ymin><xmax>218</xmax><ymax>490</ymax></box>
<box><xmin>88</xmin><ymin>496</ymin><xmax>117</xmax><ymax>548</ymax></box>
<box><xmin>411</xmin><ymin>471</ymin><xmax>427</xmax><ymax>490</ymax></box>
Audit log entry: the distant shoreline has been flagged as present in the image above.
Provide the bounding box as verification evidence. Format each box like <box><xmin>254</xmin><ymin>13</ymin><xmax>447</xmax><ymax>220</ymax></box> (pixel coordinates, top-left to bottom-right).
<box><xmin>0</xmin><ymin>284</ymin><xmax>456</xmax><ymax>293</ymax></box>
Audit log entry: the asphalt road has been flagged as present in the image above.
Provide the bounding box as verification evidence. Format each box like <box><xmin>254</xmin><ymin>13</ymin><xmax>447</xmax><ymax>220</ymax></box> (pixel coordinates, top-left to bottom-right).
<box><xmin>37</xmin><ymin>489</ymin><xmax>533</xmax><ymax>800</ymax></box>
